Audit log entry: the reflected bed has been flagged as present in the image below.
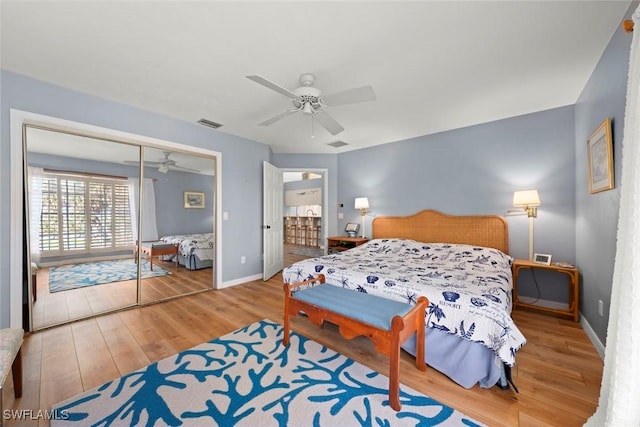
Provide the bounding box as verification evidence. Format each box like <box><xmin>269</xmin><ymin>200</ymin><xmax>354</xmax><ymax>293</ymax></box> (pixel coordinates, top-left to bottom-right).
<box><xmin>160</xmin><ymin>232</ymin><xmax>214</xmax><ymax>270</ymax></box>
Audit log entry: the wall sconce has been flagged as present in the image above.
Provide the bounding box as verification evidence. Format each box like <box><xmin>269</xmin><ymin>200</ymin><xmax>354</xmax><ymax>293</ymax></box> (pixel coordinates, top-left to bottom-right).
<box><xmin>354</xmin><ymin>197</ymin><xmax>369</xmax><ymax>238</ymax></box>
<box><xmin>513</xmin><ymin>190</ymin><xmax>541</xmax><ymax>261</ymax></box>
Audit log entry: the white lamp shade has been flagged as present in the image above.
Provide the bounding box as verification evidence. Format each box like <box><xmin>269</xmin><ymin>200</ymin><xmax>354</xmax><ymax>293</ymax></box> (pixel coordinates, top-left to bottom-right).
<box><xmin>513</xmin><ymin>190</ymin><xmax>540</xmax><ymax>207</ymax></box>
<box><xmin>355</xmin><ymin>197</ymin><xmax>369</xmax><ymax>210</ymax></box>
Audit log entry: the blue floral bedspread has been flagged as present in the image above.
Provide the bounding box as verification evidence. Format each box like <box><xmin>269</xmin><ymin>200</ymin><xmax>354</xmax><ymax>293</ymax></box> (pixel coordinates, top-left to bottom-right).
<box><xmin>282</xmin><ymin>238</ymin><xmax>526</xmax><ymax>366</ymax></box>
<box><xmin>160</xmin><ymin>233</ymin><xmax>214</xmax><ymax>260</ymax></box>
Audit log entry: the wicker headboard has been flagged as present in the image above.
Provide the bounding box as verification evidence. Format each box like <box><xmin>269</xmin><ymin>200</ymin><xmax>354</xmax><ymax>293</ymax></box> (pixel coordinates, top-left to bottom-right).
<box><xmin>371</xmin><ymin>209</ymin><xmax>509</xmax><ymax>254</ymax></box>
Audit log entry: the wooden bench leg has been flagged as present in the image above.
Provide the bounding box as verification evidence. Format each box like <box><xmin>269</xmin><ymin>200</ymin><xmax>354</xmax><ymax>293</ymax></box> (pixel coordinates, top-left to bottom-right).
<box><xmin>12</xmin><ymin>348</ymin><xmax>22</xmax><ymax>398</ymax></box>
<box><xmin>283</xmin><ymin>290</ymin><xmax>291</xmax><ymax>346</ymax></box>
<box><xmin>283</xmin><ymin>314</ymin><xmax>290</xmax><ymax>346</ymax></box>
<box><xmin>415</xmin><ymin>296</ymin><xmax>428</xmax><ymax>372</ymax></box>
<box><xmin>389</xmin><ymin>316</ymin><xmax>402</xmax><ymax>411</ymax></box>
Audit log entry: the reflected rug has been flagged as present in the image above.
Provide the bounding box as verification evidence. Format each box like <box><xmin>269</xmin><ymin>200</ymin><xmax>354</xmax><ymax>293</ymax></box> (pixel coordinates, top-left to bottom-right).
<box><xmin>49</xmin><ymin>259</ymin><xmax>170</xmax><ymax>293</ymax></box>
<box><xmin>51</xmin><ymin>319</ymin><xmax>484</xmax><ymax>426</ymax></box>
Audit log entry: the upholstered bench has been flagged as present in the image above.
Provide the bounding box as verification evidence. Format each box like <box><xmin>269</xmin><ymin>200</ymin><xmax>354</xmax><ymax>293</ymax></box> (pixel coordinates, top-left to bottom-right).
<box><xmin>135</xmin><ymin>240</ymin><xmax>178</xmax><ymax>271</ymax></box>
<box><xmin>283</xmin><ymin>274</ymin><xmax>428</xmax><ymax>411</ymax></box>
<box><xmin>1</xmin><ymin>328</ymin><xmax>24</xmax><ymax>426</ymax></box>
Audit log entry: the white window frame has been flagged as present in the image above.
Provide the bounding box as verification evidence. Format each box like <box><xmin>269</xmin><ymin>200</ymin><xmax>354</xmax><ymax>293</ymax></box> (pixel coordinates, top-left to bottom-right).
<box><xmin>39</xmin><ymin>171</ymin><xmax>133</xmax><ymax>256</ymax></box>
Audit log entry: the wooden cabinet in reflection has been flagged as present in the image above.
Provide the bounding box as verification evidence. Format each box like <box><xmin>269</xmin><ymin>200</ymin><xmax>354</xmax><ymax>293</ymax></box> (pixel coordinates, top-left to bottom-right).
<box><xmin>284</xmin><ymin>216</ymin><xmax>321</xmax><ymax>247</ymax></box>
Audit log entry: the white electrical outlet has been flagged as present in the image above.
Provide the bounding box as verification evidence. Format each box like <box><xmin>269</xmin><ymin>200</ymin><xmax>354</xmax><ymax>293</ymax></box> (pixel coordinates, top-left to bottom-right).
<box><xmin>338</xmin><ymin>212</ymin><xmax>344</xmax><ymax>219</ymax></box>
<box><xmin>241</xmin><ymin>256</ymin><xmax>246</xmax><ymax>264</ymax></box>
<box><xmin>598</xmin><ymin>300</ymin><xmax>604</xmax><ymax>316</ymax></box>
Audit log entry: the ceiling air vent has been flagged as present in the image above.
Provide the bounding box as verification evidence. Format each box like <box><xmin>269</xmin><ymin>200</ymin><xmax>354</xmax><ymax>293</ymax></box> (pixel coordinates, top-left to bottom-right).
<box><xmin>327</xmin><ymin>140</ymin><xmax>348</xmax><ymax>148</ymax></box>
<box><xmin>197</xmin><ymin>118</ymin><xmax>223</xmax><ymax>129</ymax></box>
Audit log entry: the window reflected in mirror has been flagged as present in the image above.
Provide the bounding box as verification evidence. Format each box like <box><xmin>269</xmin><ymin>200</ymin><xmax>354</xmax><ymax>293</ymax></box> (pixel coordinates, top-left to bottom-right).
<box><xmin>25</xmin><ymin>127</ymin><xmax>216</xmax><ymax>330</ymax></box>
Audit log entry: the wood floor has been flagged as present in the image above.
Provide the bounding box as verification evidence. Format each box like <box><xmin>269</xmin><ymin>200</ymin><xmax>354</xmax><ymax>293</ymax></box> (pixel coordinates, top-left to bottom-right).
<box><xmin>32</xmin><ymin>258</ymin><xmax>213</xmax><ymax>330</ymax></box>
<box><xmin>4</xmin><ymin>246</ymin><xmax>603</xmax><ymax>426</ymax></box>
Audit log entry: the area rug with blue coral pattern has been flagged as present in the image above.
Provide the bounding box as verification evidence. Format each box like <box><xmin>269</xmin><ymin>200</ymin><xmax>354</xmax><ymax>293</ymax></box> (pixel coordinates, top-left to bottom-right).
<box><xmin>51</xmin><ymin>319</ymin><xmax>484</xmax><ymax>426</ymax></box>
<box><xmin>48</xmin><ymin>259</ymin><xmax>171</xmax><ymax>293</ymax></box>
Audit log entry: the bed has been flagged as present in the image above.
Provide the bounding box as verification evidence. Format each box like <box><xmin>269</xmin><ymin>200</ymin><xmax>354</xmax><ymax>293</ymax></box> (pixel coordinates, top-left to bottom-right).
<box><xmin>282</xmin><ymin>210</ymin><xmax>526</xmax><ymax>390</ymax></box>
<box><xmin>159</xmin><ymin>233</ymin><xmax>214</xmax><ymax>270</ymax></box>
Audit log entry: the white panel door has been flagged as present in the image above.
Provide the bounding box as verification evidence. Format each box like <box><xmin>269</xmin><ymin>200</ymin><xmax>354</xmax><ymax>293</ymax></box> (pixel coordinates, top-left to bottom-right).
<box><xmin>263</xmin><ymin>161</ymin><xmax>284</xmax><ymax>280</ymax></box>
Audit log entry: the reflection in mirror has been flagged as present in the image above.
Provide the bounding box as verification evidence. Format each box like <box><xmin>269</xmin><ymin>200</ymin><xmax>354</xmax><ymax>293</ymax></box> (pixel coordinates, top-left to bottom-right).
<box><xmin>138</xmin><ymin>147</ymin><xmax>216</xmax><ymax>304</ymax></box>
<box><xmin>25</xmin><ymin>127</ymin><xmax>217</xmax><ymax>330</ymax></box>
<box><xmin>25</xmin><ymin>127</ymin><xmax>141</xmax><ymax>330</ymax></box>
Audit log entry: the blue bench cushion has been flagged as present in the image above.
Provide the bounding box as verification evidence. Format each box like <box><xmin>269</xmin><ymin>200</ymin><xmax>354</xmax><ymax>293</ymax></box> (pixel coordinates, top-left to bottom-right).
<box><xmin>293</xmin><ymin>285</ymin><xmax>412</xmax><ymax>330</ymax></box>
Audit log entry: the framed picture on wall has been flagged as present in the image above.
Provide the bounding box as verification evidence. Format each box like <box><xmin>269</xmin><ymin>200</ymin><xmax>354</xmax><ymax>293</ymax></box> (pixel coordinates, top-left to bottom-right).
<box><xmin>587</xmin><ymin>118</ymin><xmax>614</xmax><ymax>194</ymax></box>
<box><xmin>184</xmin><ymin>191</ymin><xmax>205</xmax><ymax>209</ymax></box>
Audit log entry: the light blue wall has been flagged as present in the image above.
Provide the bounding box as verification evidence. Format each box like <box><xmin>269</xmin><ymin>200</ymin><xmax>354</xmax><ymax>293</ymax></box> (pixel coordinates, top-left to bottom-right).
<box><xmin>275</xmin><ymin>107</ymin><xmax>578</xmax><ymax>303</ymax></box>
<box><xmin>153</xmin><ymin>170</ymin><xmax>214</xmax><ymax>237</ymax></box>
<box><xmin>1</xmin><ymin>70</ymin><xmax>270</xmax><ymax>326</ymax></box>
<box><xmin>338</xmin><ymin>106</ymin><xmax>576</xmax><ymax>301</ymax></box>
<box><xmin>574</xmin><ymin>2</ymin><xmax>636</xmax><ymax>344</ymax></box>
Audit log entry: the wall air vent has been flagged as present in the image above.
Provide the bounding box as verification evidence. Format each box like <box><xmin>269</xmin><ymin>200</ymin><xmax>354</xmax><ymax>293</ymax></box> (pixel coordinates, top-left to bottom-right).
<box><xmin>197</xmin><ymin>119</ymin><xmax>223</xmax><ymax>129</ymax></box>
<box><xmin>327</xmin><ymin>140</ymin><xmax>348</xmax><ymax>148</ymax></box>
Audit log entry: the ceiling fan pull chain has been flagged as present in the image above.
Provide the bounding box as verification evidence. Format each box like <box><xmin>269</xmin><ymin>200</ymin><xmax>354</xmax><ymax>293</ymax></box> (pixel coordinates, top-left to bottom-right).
<box><xmin>311</xmin><ymin>114</ymin><xmax>315</xmax><ymax>138</ymax></box>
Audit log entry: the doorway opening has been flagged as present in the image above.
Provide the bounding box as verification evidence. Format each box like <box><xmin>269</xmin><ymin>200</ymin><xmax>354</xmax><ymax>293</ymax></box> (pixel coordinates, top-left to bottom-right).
<box><xmin>282</xmin><ymin>170</ymin><xmax>327</xmax><ymax>259</ymax></box>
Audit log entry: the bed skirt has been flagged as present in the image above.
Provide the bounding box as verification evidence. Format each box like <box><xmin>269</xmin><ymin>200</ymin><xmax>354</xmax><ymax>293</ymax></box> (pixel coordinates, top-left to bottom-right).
<box><xmin>162</xmin><ymin>253</ymin><xmax>213</xmax><ymax>270</ymax></box>
<box><xmin>403</xmin><ymin>328</ymin><xmax>504</xmax><ymax>389</ymax></box>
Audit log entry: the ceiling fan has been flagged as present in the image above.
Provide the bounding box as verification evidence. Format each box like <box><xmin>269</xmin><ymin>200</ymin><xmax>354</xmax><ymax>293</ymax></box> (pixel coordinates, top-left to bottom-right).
<box><xmin>246</xmin><ymin>73</ymin><xmax>376</xmax><ymax>136</ymax></box>
<box><xmin>124</xmin><ymin>151</ymin><xmax>200</xmax><ymax>174</ymax></box>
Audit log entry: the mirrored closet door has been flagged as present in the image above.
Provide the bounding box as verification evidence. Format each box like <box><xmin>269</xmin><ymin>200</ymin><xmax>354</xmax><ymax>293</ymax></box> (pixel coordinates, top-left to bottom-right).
<box><xmin>25</xmin><ymin>127</ymin><xmax>217</xmax><ymax>330</ymax></box>
<box><xmin>138</xmin><ymin>147</ymin><xmax>216</xmax><ymax>305</ymax></box>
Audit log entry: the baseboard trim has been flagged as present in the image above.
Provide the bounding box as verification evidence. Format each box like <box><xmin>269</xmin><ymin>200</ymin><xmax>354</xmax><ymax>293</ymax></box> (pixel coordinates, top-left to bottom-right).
<box><xmin>219</xmin><ymin>273</ymin><xmax>263</xmax><ymax>289</ymax></box>
<box><xmin>580</xmin><ymin>313</ymin><xmax>605</xmax><ymax>360</ymax></box>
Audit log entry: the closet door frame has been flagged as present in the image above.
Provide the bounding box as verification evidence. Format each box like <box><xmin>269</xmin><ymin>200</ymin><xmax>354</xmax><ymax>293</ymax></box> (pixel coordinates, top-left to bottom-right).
<box><xmin>9</xmin><ymin>109</ymin><xmax>222</xmax><ymax>329</ymax></box>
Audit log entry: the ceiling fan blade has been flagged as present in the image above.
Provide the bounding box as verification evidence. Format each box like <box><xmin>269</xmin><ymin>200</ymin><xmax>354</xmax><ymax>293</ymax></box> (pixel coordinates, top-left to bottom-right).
<box><xmin>246</xmin><ymin>75</ymin><xmax>297</xmax><ymax>98</ymax></box>
<box><xmin>258</xmin><ymin>109</ymin><xmax>299</xmax><ymax>126</ymax></box>
<box><xmin>170</xmin><ymin>165</ymin><xmax>200</xmax><ymax>173</ymax></box>
<box><xmin>323</xmin><ymin>85</ymin><xmax>376</xmax><ymax>106</ymax></box>
<box><xmin>314</xmin><ymin>111</ymin><xmax>344</xmax><ymax>135</ymax></box>
<box><xmin>125</xmin><ymin>160</ymin><xmax>163</xmax><ymax>167</ymax></box>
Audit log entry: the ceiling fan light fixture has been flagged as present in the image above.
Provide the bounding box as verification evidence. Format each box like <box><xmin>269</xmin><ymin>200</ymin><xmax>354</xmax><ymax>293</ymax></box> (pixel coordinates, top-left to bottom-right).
<box><xmin>302</xmin><ymin>102</ymin><xmax>313</xmax><ymax>115</ymax></box>
<box><xmin>158</xmin><ymin>164</ymin><xmax>169</xmax><ymax>174</ymax></box>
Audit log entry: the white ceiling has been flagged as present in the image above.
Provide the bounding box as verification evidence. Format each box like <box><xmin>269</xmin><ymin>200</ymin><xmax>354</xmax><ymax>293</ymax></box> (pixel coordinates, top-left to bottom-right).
<box><xmin>1</xmin><ymin>1</ymin><xmax>632</xmax><ymax>154</ymax></box>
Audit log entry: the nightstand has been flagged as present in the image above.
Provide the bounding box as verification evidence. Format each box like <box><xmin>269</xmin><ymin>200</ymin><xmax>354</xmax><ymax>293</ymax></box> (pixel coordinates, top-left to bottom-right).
<box><xmin>512</xmin><ymin>259</ymin><xmax>580</xmax><ymax>321</ymax></box>
<box><xmin>327</xmin><ymin>236</ymin><xmax>369</xmax><ymax>253</ymax></box>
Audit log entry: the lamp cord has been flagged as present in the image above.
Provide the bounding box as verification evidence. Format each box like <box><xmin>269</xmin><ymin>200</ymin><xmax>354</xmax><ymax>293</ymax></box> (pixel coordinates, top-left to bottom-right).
<box><xmin>528</xmin><ymin>268</ymin><xmax>542</xmax><ymax>304</ymax></box>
